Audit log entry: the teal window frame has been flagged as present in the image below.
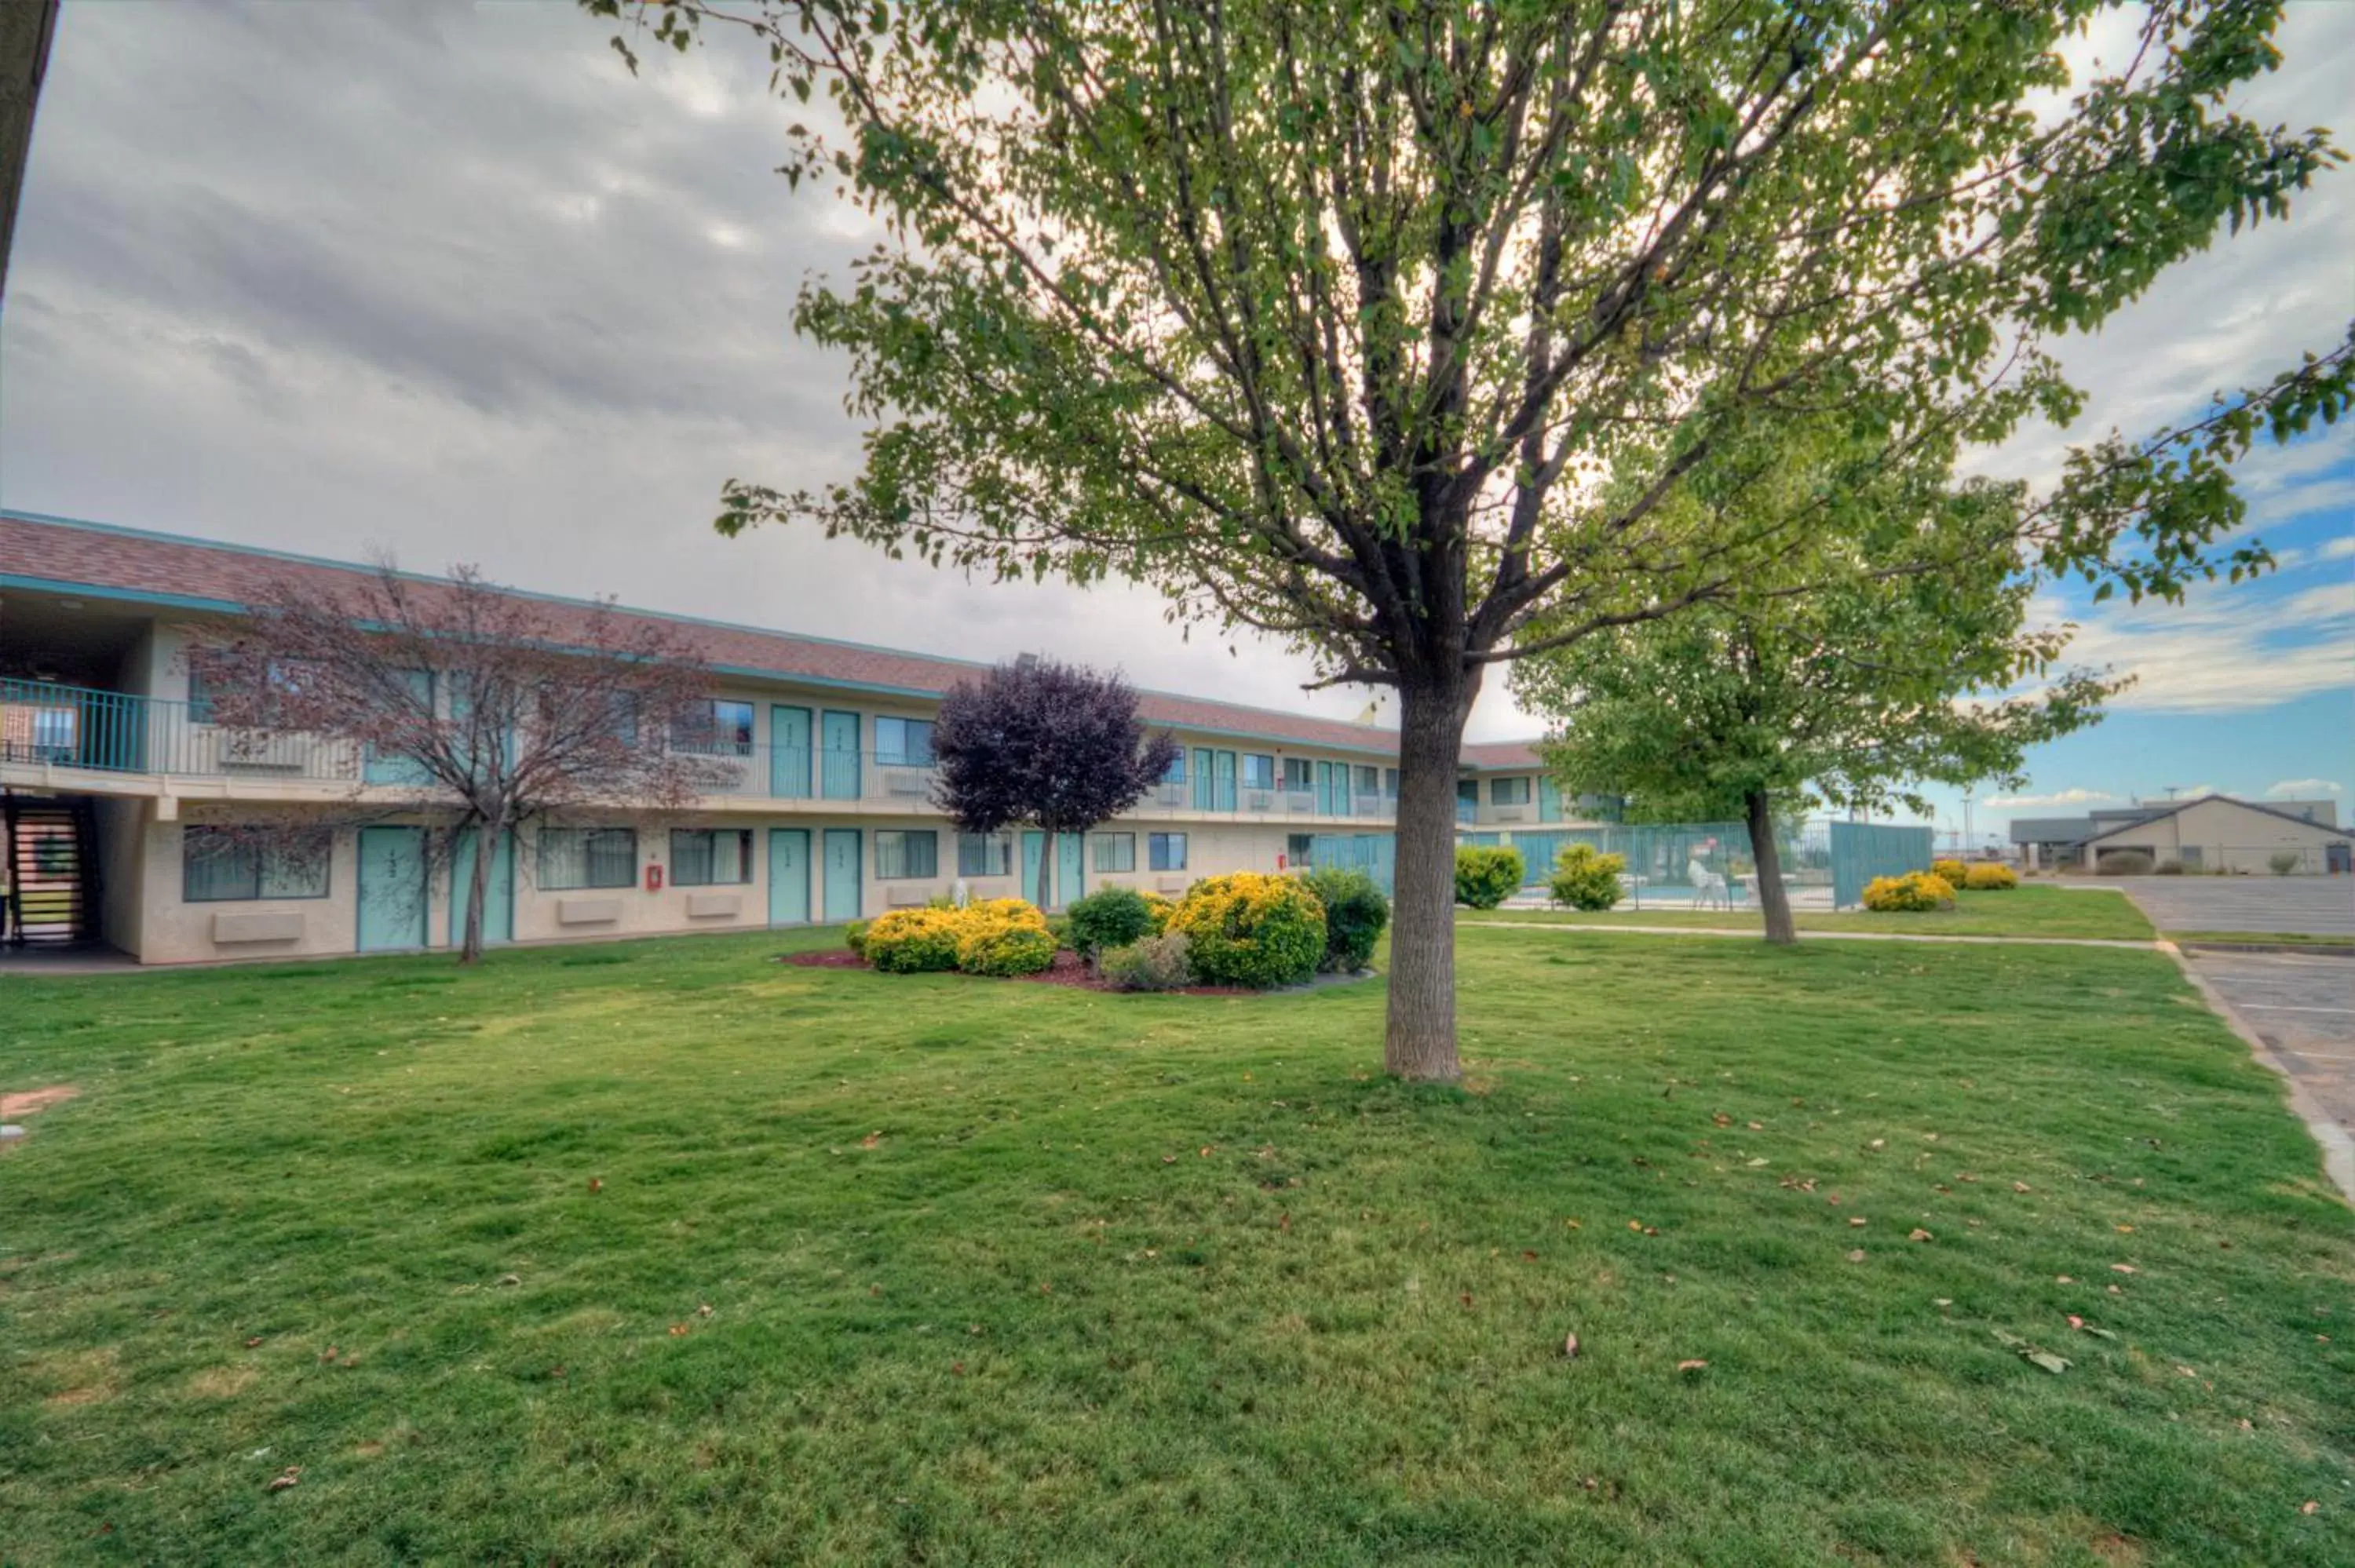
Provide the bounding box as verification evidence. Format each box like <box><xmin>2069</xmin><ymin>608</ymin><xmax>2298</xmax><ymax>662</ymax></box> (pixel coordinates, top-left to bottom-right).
<box><xmin>1242</xmin><ymin>753</ymin><xmax>1276</xmax><ymax>791</ymax></box>
<box><xmin>875</xmin><ymin>717</ymin><xmax>936</xmax><ymax>767</ymax></box>
<box><xmin>1093</xmin><ymin>832</ymin><xmax>1137</xmax><ymax>873</ymax></box>
<box><xmin>1283</xmin><ymin>757</ymin><xmax>1313</xmax><ymax>792</ymax></box>
<box><xmin>539</xmin><ymin>827</ymin><xmax>637</xmax><ymax>891</ymax></box>
<box><xmin>182</xmin><ymin>826</ymin><xmax>331</xmax><ymax>903</ymax></box>
<box><xmin>958</xmin><ymin>831</ymin><xmax>1013</xmax><ymax>877</ymax></box>
<box><xmin>670</xmin><ymin>829</ymin><xmax>753</xmax><ymax>887</ymax></box>
<box><xmin>1148</xmin><ymin>832</ymin><xmax>1188</xmax><ymax>871</ymax></box>
<box><xmin>875</xmin><ymin>830</ymin><xmax>938</xmax><ymax>880</ymax></box>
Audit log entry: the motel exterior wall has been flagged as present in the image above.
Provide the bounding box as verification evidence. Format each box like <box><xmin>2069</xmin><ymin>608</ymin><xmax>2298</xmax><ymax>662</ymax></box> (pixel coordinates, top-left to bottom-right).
<box><xmin>3</xmin><ymin>512</ymin><xmax>1592</xmax><ymax>964</ymax></box>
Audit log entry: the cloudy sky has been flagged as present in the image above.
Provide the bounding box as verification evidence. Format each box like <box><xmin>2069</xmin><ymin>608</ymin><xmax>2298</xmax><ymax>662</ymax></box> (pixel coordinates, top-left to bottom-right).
<box><xmin>2</xmin><ymin>0</ymin><xmax>2350</xmax><ymax>841</ymax></box>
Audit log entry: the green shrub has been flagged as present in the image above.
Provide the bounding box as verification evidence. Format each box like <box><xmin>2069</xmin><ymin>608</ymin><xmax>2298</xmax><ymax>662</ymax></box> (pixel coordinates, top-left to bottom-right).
<box><xmin>2269</xmin><ymin>851</ymin><xmax>2301</xmax><ymax>877</ymax></box>
<box><xmin>1962</xmin><ymin>862</ymin><xmax>2018</xmax><ymax>892</ymax></box>
<box><xmin>1301</xmin><ymin>867</ymin><xmax>1389</xmax><ymax>972</ymax></box>
<box><xmin>955</xmin><ymin>923</ymin><xmax>1057</xmax><ymax>977</ymax></box>
<box><xmin>1065</xmin><ymin>887</ymin><xmax>1161</xmax><ymax>959</ymax></box>
<box><xmin>1860</xmin><ymin>871</ymin><xmax>1956</xmax><ymax>912</ymax></box>
<box><xmin>2154</xmin><ymin>859</ymin><xmax>2185</xmax><ymax>876</ymax></box>
<box><xmin>1046</xmin><ymin>915</ymin><xmax>1074</xmax><ymax>950</ymax></box>
<box><xmin>1098</xmin><ymin>932</ymin><xmax>1195</xmax><ymax>991</ymax></box>
<box><xmin>1454</xmin><ymin>846</ymin><xmax>1525</xmax><ymax>909</ymax></box>
<box><xmin>861</xmin><ymin>908</ymin><xmax>966</xmax><ymax>972</ymax></box>
<box><xmin>1547</xmin><ymin>844</ymin><xmax>1625</xmax><ymax>911</ymax></box>
<box><xmin>844</xmin><ymin>920</ymin><xmax>870</xmax><ymax>956</ymax></box>
<box><xmin>2096</xmin><ymin>851</ymin><xmax>2154</xmax><ymax>875</ymax></box>
<box><xmin>1168</xmin><ymin>873</ymin><xmax>1326</xmax><ymax>989</ymax></box>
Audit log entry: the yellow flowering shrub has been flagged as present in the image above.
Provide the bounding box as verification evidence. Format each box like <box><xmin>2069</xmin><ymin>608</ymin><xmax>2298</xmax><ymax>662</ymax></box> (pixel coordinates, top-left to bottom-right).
<box><xmin>1168</xmin><ymin>872</ymin><xmax>1326</xmax><ymax>988</ymax></box>
<box><xmin>1962</xmin><ymin>862</ymin><xmax>2019</xmax><ymax>892</ymax></box>
<box><xmin>864</xmin><ymin>897</ymin><xmax>1053</xmax><ymax>975</ymax></box>
<box><xmin>1860</xmin><ymin>871</ymin><xmax>1957</xmax><ymax>912</ymax></box>
<box><xmin>1931</xmin><ymin>859</ymin><xmax>1968</xmax><ymax>886</ymax></box>
<box><xmin>861</xmin><ymin>907</ymin><xmax>968</xmax><ymax>972</ymax></box>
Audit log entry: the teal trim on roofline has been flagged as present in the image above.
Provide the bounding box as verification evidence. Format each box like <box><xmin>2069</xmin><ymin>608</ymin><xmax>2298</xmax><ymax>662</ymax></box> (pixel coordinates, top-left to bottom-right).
<box><xmin>3</xmin><ymin>509</ymin><xmax>1538</xmax><ymax>764</ymax></box>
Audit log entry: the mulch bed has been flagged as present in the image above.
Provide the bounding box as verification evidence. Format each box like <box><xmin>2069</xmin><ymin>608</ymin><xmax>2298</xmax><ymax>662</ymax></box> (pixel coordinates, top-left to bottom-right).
<box><xmin>777</xmin><ymin>946</ymin><xmax>1254</xmax><ymax>996</ymax></box>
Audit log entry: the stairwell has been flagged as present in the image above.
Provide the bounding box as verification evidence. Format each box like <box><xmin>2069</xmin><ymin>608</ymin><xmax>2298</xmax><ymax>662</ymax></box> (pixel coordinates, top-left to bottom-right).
<box><xmin>3</xmin><ymin>794</ymin><xmax>96</xmax><ymax>947</ymax></box>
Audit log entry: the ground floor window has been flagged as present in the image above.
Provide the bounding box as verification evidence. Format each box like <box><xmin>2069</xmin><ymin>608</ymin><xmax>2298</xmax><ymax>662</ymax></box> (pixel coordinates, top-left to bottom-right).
<box><xmin>876</xmin><ymin>830</ymin><xmax>938</xmax><ymax>880</ymax></box>
<box><xmin>539</xmin><ymin>827</ymin><xmax>637</xmax><ymax>890</ymax></box>
<box><xmin>1149</xmin><ymin>832</ymin><xmax>1188</xmax><ymax>872</ymax></box>
<box><xmin>1093</xmin><ymin>832</ymin><xmax>1136</xmax><ymax>873</ymax></box>
<box><xmin>670</xmin><ymin>829</ymin><xmax>753</xmax><ymax>886</ymax></box>
<box><xmin>958</xmin><ymin>831</ymin><xmax>1013</xmax><ymax>877</ymax></box>
<box><xmin>182</xmin><ymin>826</ymin><xmax>331</xmax><ymax>902</ymax></box>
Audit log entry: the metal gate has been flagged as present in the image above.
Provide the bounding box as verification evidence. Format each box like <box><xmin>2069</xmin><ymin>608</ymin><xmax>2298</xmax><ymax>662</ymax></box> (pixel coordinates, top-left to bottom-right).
<box><xmin>1829</xmin><ymin>821</ymin><xmax>1933</xmax><ymax>908</ymax></box>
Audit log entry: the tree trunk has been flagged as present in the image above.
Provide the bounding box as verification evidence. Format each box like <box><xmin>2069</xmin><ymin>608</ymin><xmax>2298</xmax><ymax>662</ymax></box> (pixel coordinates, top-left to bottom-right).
<box><xmin>1746</xmin><ymin>788</ymin><xmax>1795</xmax><ymax>946</ymax></box>
<box><xmin>460</xmin><ymin>815</ymin><xmax>495</xmax><ymax>965</ymax></box>
<box><xmin>1385</xmin><ymin>674</ymin><xmax>1477</xmax><ymax>1081</ymax></box>
<box><xmin>1035</xmin><ymin>828</ymin><xmax>1054</xmax><ymax>912</ymax></box>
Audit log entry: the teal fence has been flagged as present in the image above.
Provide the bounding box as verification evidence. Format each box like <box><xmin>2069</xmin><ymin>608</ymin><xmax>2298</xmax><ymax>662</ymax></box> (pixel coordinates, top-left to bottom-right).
<box><xmin>1302</xmin><ymin>833</ymin><xmax>1396</xmax><ymax>896</ymax></box>
<box><xmin>1828</xmin><ymin>821</ymin><xmax>1933</xmax><ymax>908</ymax></box>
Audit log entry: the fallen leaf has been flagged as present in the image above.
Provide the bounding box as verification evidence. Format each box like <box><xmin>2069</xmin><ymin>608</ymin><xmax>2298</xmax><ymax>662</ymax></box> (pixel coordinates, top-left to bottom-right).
<box><xmin>1711</xmin><ymin>1112</ymin><xmax>1732</xmax><ymax>1128</ymax></box>
<box><xmin>1163</xmin><ymin>1154</ymin><xmax>1176</xmax><ymax>1165</ymax></box>
<box><xmin>1675</xmin><ymin>1359</ymin><xmax>1708</xmax><ymax>1373</ymax></box>
<box><xmin>1846</xmin><ymin>1249</ymin><xmax>1867</xmax><ymax>1263</ymax></box>
<box><xmin>2301</xmin><ymin>1501</ymin><xmax>2318</xmax><ymax>1515</ymax></box>
<box><xmin>496</xmin><ymin>1273</ymin><xmax>521</xmax><ymax>1288</ymax></box>
<box><xmin>2057</xmin><ymin>1275</ymin><xmax>2074</xmax><ymax>1284</ymax></box>
<box><xmin>265</xmin><ymin>1468</ymin><xmax>301</xmax><ymax>1493</ymax></box>
<box><xmin>1868</xmin><ymin>1139</ymin><xmax>1886</xmax><ymax>1150</ymax></box>
<box><xmin>1746</xmin><ymin>1158</ymin><xmax>1769</xmax><ymax>1167</ymax></box>
<box><xmin>2012</xmin><ymin>1181</ymin><xmax>2031</xmax><ymax>1193</ymax></box>
<box><xmin>1199</xmin><ymin>1146</ymin><xmax>1213</xmax><ymax>1158</ymax></box>
<box><xmin>696</xmin><ymin>1303</ymin><xmax>714</xmax><ymax>1318</ymax></box>
<box><xmin>319</xmin><ymin>1347</ymin><xmax>339</xmax><ymax>1363</ymax></box>
<box><xmin>2116</xmin><ymin>1224</ymin><xmax>2134</xmax><ymax>1234</ymax></box>
<box><xmin>1747</xmin><ymin>1121</ymin><xmax>1764</xmax><ymax>1132</ymax></box>
<box><xmin>2068</xmin><ymin>1315</ymin><xmax>2084</xmax><ymax>1329</ymax></box>
<box><xmin>1563</xmin><ymin>1333</ymin><xmax>1580</xmax><ymax>1358</ymax></box>
<box><xmin>2111</xmin><ymin>1264</ymin><xmax>2138</xmax><ymax>1275</ymax></box>
<box><xmin>243</xmin><ymin>1336</ymin><xmax>264</xmax><ymax>1349</ymax></box>
<box><xmin>1628</xmin><ymin>1220</ymin><xmax>1644</xmax><ymax>1233</ymax></box>
<box><xmin>1461</xmin><ymin>1293</ymin><xmax>1475</xmax><ymax>1309</ymax></box>
<box><xmin>588</xmin><ymin>1177</ymin><xmax>603</xmax><ymax>1194</ymax></box>
<box><xmin>669</xmin><ymin>1323</ymin><xmax>690</xmax><ymax>1336</ymax></box>
<box><xmin>2239</xmin><ymin>1418</ymin><xmax>2253</xmax><ymax>1431</ymax></box>
<box><xmin>1909</xmin><ymin>1229</ymin><xmax>1933</xmax><ymax>1242</ymax></box>
<box><xmin>1849</xmin><ymin>1217</ymin><xmax>1868</xmax><ymax>1227</ymax></box>
<box><xmin>2109</xmin><ymin>1284</ymin><xmax>2123</xmax><ymax>1295</ymax></box>
<box><xmin>861</xmin><ymin>1131</ymin><xmax>883</xmax><ymax>1150</ymax></box>
<box><xmin>2025</xmin><ymin>1351</ymin><xmax>2069</xmax><ymax>1375</ymax></box>
<box><xmin>1933</xmin><ymin>1298</ymin><xmax>1952</xmax><ymax>1307</ymax></box>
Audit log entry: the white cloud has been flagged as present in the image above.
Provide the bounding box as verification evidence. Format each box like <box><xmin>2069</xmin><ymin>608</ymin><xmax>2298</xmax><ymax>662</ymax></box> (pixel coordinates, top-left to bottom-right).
<box><xmin>1982</xmin><ymin>787</ymin><xmax>2116</xmax><ymax>810</ymax></box>
<box><xmin>2268</xmin><ymin>778</ymin><xmax>2344</xmax><ymax>797</ymax></box>
<box><xmin>2034</xmin><ymin>571</ymin><xmax>2355</xmax><ymax>714</ymax></box>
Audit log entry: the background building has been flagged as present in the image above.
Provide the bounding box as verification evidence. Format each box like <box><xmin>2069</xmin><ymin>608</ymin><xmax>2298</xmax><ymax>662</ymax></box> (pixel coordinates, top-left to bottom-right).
<box><xmin>2010</xmin><ymin>794</ymin><xmax>2349</xmax><ymax>873</ymax></box>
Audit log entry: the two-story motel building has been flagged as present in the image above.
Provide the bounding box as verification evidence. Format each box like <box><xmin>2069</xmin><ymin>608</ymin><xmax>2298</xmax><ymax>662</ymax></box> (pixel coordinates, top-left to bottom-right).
<box><xmin>1</xmin><ymin>512</ymin><xmax>1616</xmax><ymax>964</ymax></box>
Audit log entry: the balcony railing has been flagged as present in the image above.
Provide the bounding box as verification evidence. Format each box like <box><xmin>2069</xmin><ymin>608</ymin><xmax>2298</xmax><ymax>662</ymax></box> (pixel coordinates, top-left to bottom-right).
<box><xmin>0</xmin><ymin>680</ymin><xmax>1400</xmax><ymax>821</ymax></box>
<box><xmin>2</xmin><ymin>677</ymin><xmax>364</xmax><ymax>783</ymax></box>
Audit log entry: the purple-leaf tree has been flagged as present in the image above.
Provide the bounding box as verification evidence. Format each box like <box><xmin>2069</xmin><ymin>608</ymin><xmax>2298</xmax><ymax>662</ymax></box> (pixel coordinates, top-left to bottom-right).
<box><xmin>930</xmin><ymin>659</ymin><xmax>1181</xmax><ymax>911</ymax></box>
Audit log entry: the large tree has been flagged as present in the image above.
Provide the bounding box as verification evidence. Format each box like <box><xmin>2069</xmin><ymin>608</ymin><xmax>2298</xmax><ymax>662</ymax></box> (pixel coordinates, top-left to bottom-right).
<box><xmin>591</xmin><ymin>0</ymin><xmax>2353</xmax><ymax>1078</ymax></box>
<box><xmin>189</xmin><ymin>561</ymin><xmax>731</xmax><ymax>962</ymax></box>
<box><xmin>1513</xmin><ymin>443</ymin><xmax>2124</xmax><ymax>943</ymax></box>
<box><xmin>930</xmin><ymin>658</ymin><xmax>1181</xmax><ymax>909</ymax></box>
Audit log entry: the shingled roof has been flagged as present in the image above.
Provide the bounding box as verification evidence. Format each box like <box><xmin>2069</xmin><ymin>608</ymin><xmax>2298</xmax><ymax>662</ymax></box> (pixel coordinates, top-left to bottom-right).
<box><xmin>4</xmin><ymin>510</ymin><xmax>1565</xmax><ymax>764</ymax></box>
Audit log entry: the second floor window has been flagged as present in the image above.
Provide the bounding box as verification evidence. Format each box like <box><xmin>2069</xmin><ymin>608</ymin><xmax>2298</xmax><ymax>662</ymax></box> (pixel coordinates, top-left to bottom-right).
<box><xmin>674</xmin><ymin>700</ymin><xmax>754</xmax><ymax>757</ymax></box>
<box><xmin>670</xmin><ymin>829</ymin><xmax>753</xmax><ymax>886</ymax></box>
<box><xmin>540</xmin><ymin>827</ymin><xmax>637</xmax><ymax>890</ymax></box>
<box><xmin>1491</xmin><ymin>776</ymin><xmax>1532</xmax><ymax>806</ymax></box>
<box><xmin>876</xmin><ymin>717</ymin><xmax>935</xmax><ymax>767</ymax></box>
<box><xmin>1283</xmin><ymin>757</ymin><xmax>1313</xmax><ymax>791</ymax></box>
<box><xmin>1243</xmin><ymin>754</ymin><xmax>1276</xmax><ymax>790</ymax></box>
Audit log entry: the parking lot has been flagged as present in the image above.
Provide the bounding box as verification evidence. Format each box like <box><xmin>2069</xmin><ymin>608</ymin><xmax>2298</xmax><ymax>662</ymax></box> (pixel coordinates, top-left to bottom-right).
<box><xmin>2186</xmin><ymin>948</ymin><xmax>2355</xmax><ymax>1181</ymax></box>
<box><xmin>2101</xmin><ymin>873</ymin><xmax>2355</xmax><ymax>937</ymax></box>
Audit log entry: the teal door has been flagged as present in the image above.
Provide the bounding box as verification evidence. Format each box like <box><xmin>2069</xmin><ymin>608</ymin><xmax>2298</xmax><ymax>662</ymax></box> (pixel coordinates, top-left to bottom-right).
<box><xmin>1456</xmin><ymin>779</ymin><xmax>1480</xmax><ymax>823</ymax></box>
<box><xmin>363</xmin><ymin>671</ymin><xmax>433</xmax><ymax>786</ymax></box>
<box><xmin>1539</xmin><ymin>777</ymin><xmax>1563</xmax><ymax>823</ymax></box>
<box><xmin>822</xmin><ymin>828</ymin><xmax>861</xmax><ymax>921</ymax></box>
<box><xmin>356</xmin><ymin>826</ymin><xmax>428</xmax><ymax>951</ymax></box>
<box><xmin>1191</xmin><ymin>748</ymin><xmax>1215</xmax><ymax>811</ymax></box>
<box><xmin>1057</xmin><ymin>832</ymin><xmax>1084</xmax><ymax>908</ymax></box>
<box><xmin>1213</xmin><ymin>751</ymin><xmax>1236</xmax><ymax>812</ymax></box>
<box><xmin>820</xmin><ymin>711</ymin><xmax>861</xmax><ymax>800</ymax></box>
<box><xmin>448</xmin><ymin>828</ymin><xmax>514</xmax><ymax>947</ymax></box>
<box><xmin>771</xmin><ymin>706</ymin><xmax>812</xmax><ymax>798</ymax></box>
<box><xmin>769</xmin><ymin>829</ymin><xmax>811</xmax><ymax>924</ymax></box>
<box><xmin>1021</xmin><ymin>830</ymin><xmax>1045</xmax><ymax>904</ymax></box>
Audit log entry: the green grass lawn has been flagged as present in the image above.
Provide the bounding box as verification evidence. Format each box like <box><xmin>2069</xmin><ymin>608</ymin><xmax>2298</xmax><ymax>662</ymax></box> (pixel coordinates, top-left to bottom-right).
<box><xmin>1463</xmin><ymin>884</ymin><xmax>2158</xmax><ymax>941</ymax></box>
<box><xmin>3</xmin><ymin>925</ymin><xmax>2349</xmax><ymax>1565</ymax></box>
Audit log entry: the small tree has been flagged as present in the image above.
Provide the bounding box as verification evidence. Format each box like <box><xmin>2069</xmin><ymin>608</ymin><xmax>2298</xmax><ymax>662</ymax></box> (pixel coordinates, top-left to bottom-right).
<box><xmin>188</xmin><ymin>560</ymin><xmax>731</xmax><ymax>962</ymax></box>
<box><xmin>1514</xmin><ymin>472</ymin><xmax>2123</xmax><ymax>943</ymax></box>
<box><xmin>929</xmin><ymin>659</ymin><xmax>1180</xmax><ymax>910</ymax></box>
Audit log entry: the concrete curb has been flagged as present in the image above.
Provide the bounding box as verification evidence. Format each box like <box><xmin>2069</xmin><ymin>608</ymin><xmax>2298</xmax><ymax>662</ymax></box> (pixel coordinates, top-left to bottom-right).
<box><xmin>2173</xmin><ymin>940</ymin><xmax>2355</xmax><ymax>961</ymax></box>
<box><xmin>1465</xmin><ymin>921</ymin><xmax>2160</xmax><ymax>950</ymax></box>
<box><xmin>2159</xmin><ymin>941</ymin><xmax>2355</xmax><ymax>1209</ymax></box>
